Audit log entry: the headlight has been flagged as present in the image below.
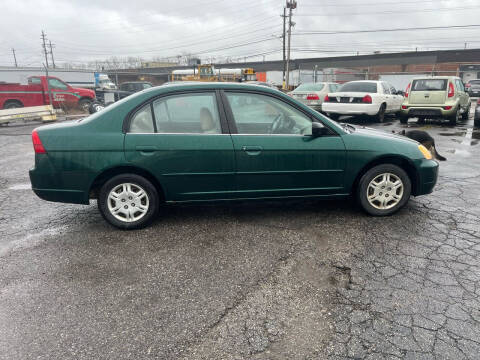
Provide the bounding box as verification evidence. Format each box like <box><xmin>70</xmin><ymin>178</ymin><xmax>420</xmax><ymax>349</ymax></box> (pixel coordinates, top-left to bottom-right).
<box><xmin>418</xmin><ymin>145</ymin><xmax>432</xmax><ymax>160</ymax></box>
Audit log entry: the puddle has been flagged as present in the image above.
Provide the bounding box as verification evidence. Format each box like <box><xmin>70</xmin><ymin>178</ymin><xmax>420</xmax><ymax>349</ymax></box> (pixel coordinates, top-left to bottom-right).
<box><xmin>382</xmin><ymin>122</ymin><xmax>393</xmax><ymax>126</ymax></box>
<box><xmin>439</xmin><ymin>132</ymin><xmax>466</xmax><ymax>137</ymax></box>
<box><xmin>8</xmin><ymin>183</ymin><xmax>31</xmax><ymax>190</ymax></box>
<box><xmin>472</xmin><ymin>140</ymin><xmax>479</xmax><ymax>146</ymax></box>
<box><xmin>472</xmin><ymin>130</ymin><xmax>480</xmax><ymax>140</ymax></box>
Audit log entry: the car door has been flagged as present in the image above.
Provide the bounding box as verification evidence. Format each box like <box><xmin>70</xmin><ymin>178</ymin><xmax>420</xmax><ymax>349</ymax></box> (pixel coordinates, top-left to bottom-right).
<box><xmin>221</xmin><ymin>90</ymin><xmax>347</xmax><ymax>198</ymax></box>
<box><xmin>48</xmin><ymin>78</ymin><xmax>78</xmax><ymax>108</ymax></box>
<box><xmin>389</xmin><ymin>84</ymin><xmax>404</xmax><ymax>110</ymax></box>
<box><xmin>124</xmin><ymin>91</ymin><xmax>236</xmax><ymax>201</ymax></box>
<box><xmin>455</xmin><ymin>79</ymin><xmax>469</xmax><ymax>110</ymax></box>
<box><xmin>380</xmin><ymin>82</ymin><xmax>394</xmax><ymax>111</ymax></box>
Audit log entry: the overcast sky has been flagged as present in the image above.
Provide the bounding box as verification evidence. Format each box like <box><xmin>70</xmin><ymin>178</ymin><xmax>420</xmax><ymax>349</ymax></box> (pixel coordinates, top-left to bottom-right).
<box><xmin>1</xmin><ymin>0</ymin><xmax>480</xmax><ymax>67</ymax></box>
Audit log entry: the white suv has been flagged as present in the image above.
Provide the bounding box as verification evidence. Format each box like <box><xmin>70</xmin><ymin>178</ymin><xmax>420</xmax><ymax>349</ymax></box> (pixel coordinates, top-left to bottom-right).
<box><xmin>322</xmin><ymin>80</ymin><xmax>404</xmax><ymax>122</ymax></box>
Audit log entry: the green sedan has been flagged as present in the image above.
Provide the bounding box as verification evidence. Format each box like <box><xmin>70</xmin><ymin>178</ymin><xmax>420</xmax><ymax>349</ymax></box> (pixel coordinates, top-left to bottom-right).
<box><xmin>29</xmin><ymin>83</ymin><xmax>438</xmax><ymax>229</ymax></box>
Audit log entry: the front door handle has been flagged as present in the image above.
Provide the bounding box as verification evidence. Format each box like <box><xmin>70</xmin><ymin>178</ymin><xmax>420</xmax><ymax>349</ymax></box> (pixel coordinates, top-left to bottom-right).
<box><xmin>241</xmin><ymin>145</ymin><xmax>263</xmax><ymax>155</ymax></box>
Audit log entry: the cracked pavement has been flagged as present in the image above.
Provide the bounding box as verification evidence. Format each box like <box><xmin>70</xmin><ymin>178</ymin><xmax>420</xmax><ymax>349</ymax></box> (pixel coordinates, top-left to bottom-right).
<box><xmin>0</xmin><ymin>114</ymin><xmax>479</xmax><ymax>359</ymax></box>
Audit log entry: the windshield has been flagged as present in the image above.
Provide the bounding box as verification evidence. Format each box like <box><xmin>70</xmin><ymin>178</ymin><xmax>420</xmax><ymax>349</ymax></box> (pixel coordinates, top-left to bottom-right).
<box><xmin>339</xmin><ymin>82</ymin><xmax>377</xmax><ymax>93</ymax></box>
<box><xmin>294</xmin><ymin>83</ymin><xmax>325</xmax><ymax>91</ymax></box>
<box><xmin>412</xmin><ymin>79</ymin><xmax>447</xmax><ymax>91</ymax></box>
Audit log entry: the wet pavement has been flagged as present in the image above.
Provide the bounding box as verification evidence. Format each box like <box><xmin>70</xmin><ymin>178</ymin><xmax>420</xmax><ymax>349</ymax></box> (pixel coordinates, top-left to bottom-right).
<box><xmin>0</xmin><ymin>113</ymin><xmax>479</xmax><ymax>359</ymax></box>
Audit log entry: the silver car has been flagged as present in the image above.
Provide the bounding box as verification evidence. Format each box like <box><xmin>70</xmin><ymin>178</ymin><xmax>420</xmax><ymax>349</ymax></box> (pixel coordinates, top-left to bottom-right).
<box><xmin>288</xmin><ymin>82</ymin><xmax>340</xmax><ymax>112</ymax></box>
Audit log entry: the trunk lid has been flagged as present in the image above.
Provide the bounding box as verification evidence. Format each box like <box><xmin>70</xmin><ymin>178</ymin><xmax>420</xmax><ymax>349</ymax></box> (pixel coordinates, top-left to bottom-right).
<box><xmin>409</xmin><ymin>90</ymin><xmax>446</xmax><ymax>105</ymax></box>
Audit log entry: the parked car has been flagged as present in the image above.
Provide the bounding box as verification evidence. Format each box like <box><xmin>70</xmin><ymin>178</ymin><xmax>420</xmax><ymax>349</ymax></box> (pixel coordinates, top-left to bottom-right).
<box><xmin>119</xmin><ymin>81</ymin><xmax>153</xmax><ymax>93</ymax></box>
<box><xmin>322</xmin><ymin>80</ymin><xmax>404</xmax><ymax>122</ymax></box>
<box><xmin>400</xmin><ymin>76</ymin><xmax>470</xmax><ymax>125</ymax></box>
<box><xmin>0</xmin><ymin>75</ymin><xmax>95</xmax><ymax>111</ymax></box>
<box><xmin>29</xmin><ymin>83</ymin><xmax>438</xmax><ymax>229</ymax></box>
<box><xmin>474</xmin><ymin>98</ymin><xmax>480</xmax><ymax>127</ymax></box>
<box><xmin>288</xmin><ymin>82</ymin><xmax>340</xmax><ymax>112</ymax></box>
<box><xmin>465</xmin><ymin>79</ymin><xmax>480</xmax><ymax>97</ymax></box>
<box><xmin>245</xmin><ymin>81</ymin><xmax>278</xmax><ymax>89</ymax></box>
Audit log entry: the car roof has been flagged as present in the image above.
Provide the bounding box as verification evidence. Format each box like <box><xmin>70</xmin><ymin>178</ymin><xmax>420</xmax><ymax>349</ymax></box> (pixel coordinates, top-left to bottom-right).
<box><xmin>410</xmin><ymin>76</ymin><xmax>459</xmax><ymax>81</ymax></box>
<box><xmin>140</xmin><ymin>82</ymin><xmax>284</xmax><ymax>95</ymax></box>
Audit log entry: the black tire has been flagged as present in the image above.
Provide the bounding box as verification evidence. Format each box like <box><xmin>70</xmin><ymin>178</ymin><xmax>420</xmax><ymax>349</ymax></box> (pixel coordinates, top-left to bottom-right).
<box><xmin>374</xmin><ymin>104</ymin><xmax>386</xmax><ymax>123</ymax></box>
<box><xmin>461</xmin><ymin>104</ymin><xmax>470</xmax><ymax>120</ymax></box>
<box><xmin>3</xmin><ymin>100</ymin><xmax>24</xmax><ymax>109</ymax></box>
<box><xmin>98</xmin><ymin>174</ymin><xmax>159</xmax><ymax>230</ymax></box>
<box><xmin>357</xmin><ymin>164</ymin><xmax>412</xmax><ymax>216</ymax></box>
<box><xmin>448</xmin><ymin>108</ymin><xmax>459</xmax><ymax>126</ymax></box>
<box><xmin>474</xmin><ymin>111</ymin><xmax>480</xmax><ymax>128</ymax></box>
<box><xmin>399</xmin><ymin>115</ymin><xmax>408</xmax><ymax>124</ymax></box>
<box><xmin>88</xmin><ymin>101</ymin><xmax>104</xmax><ymax>114</ymax></box>
<box><xmin>78</xmin><ymin>98</ymin><xmax>93</xmax><ymax>112</ymax></box>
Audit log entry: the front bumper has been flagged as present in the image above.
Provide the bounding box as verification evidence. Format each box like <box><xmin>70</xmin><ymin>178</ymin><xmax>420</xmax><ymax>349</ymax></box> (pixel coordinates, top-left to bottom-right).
<box><xmin>414</xmin><ymin>159</ymin><xmax>439</xmax><ymax>196</ymax></box>
<box><xmin>322</xmin><ymin>103</ymin><xmax>380</xmax><ymax>116</ymax></box>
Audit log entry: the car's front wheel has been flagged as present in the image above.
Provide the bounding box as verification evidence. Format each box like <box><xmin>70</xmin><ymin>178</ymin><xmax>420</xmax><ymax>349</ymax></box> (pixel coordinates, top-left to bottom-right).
<box><xmin>98</xmin><ymin>174</ymin><xmax>159</xmax><ymax>229</ymax></box>
<box><xmin>358</xmin><ymin>164</ymin><xmax>411</xmax><ymax>216</ymax></box>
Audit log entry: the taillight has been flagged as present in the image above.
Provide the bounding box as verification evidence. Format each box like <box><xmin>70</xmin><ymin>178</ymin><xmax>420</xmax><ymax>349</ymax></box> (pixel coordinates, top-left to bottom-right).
<box><xmin>465</xmin><ymin>83</ymin><xmax>471</xmax><ymax>88</ymax></box>
<box><xmin>405</xmin><ymin>83</ymin><xmax>411</xmax><ymax>98</ymax></box>
<box><xmin>306</xmin><ymin>93</ymin><xmax>319</xmax><ymax>100</ymax></box>
<box><xmin>324</xmin><ymin>95</ymin><xmax>330</xmax><ymax>102</ymax></box>
<box><xmin>362</xmin><ymin>94</ymin><xmax>372</xmax><ymax>103</ymax></box>
<box><xmin>444</xmin><ymin>106</ymin><xmax>452</xmax><ymax>110</ymax></box>
<box><xmin>448</xmin><ymin>82</ymin><xmax>455</xmax><ymax>98</ymax></box>
<box><xmin>32</xmin><ymin>130</ymin><xmax>46</xmax><ymax>154</ymax></box>
<box><xmin>401</xmin><ymin>105</ymin><xmax>407</xmax><ymax>109</ymax></box>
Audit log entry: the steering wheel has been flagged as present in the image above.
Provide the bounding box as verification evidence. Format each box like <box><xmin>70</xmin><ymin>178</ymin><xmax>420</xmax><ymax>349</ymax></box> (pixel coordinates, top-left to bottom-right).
<box><xmin>269</xmin><ymin>114</ymin><xmax>283</xmax><ymax>134</ymax></box>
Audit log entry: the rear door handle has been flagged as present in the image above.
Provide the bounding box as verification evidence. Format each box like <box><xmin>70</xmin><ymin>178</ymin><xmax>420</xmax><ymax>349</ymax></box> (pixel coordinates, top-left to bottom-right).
<box><xmin>135</xmin><ymin>145</ymin><xmax>157</xmax><ymax>154</ymax></box>
<box><xmin>241</xmin><ymin>145</ymin><xmax>263</xmax><ymax>155</ymax></box>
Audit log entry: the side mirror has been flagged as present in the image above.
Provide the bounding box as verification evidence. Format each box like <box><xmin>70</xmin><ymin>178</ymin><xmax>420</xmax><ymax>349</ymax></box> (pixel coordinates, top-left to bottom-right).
<box><xmin>311</xmin><ymin>122</ymin><xmax>330</xmax><ymax>137</ymax></box>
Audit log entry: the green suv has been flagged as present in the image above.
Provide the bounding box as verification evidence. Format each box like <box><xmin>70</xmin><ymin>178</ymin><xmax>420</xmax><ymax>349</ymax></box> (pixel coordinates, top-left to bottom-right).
<box><xmin>29</xmin><ymin>83</ymin><xmax>438</xmax><ymax>229</ymax></box>
<box><xmin>400</xmin><ymin>76</ymin><xmax>470</xmax><ymax>125</ymax></box>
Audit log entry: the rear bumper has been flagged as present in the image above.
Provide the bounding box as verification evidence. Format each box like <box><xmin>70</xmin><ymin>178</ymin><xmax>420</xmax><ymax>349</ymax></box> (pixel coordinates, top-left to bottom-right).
<box><xmin>401</xmin><ymin>106</ymin><xmax>456</xmax><ymax>118</ymax></box>
<box><xmin>29</xmin><ymin>157</ymin><xmax>90</xmax><ymax>205</ymax></box>
<box><xmin>322</xmin><ymin>103</ymin><xmax>379</xmax><ymax>116</ymax></box>
<box><xmin>414</xmin><ymin>159</ymin><xmax>439</xmax><ymax>196</ymax></box>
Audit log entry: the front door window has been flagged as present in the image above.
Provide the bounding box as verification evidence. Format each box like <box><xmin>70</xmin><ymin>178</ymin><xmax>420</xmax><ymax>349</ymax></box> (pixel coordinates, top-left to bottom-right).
<box><xmin>225</xmin><ymin>92</ymin><xmax>312</xmax><ymax>135</ymax></box>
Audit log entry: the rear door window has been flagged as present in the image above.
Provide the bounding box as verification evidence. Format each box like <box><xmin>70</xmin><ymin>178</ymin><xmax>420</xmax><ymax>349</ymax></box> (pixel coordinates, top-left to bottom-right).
<box><xmin>411</xmin><ymin>79</ymin><xmax>447</xmax><ymax>91</ymax></box>
<box><xmin>130</xmin><ymin>104</ymin><xmax>154</xmax><ymax>133</ymax></box>
<box><xmin>455</xmin><ymin>79</ymin><xmax>464</xmax><ymax>92</ymax></box>
<box><xmin>152</xmin><ymin>92</ymin><xmax>221</xmax><ymax>134</ymax></box>
<box><xmin>381</xmin><ymin>83</ymin><xmax>390</xmax><ymax>94</ymax></box>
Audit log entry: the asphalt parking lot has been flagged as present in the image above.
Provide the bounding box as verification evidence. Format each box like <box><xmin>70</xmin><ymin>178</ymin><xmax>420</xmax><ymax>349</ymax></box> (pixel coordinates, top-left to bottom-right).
<box><xmin>0</xmin><ymin>113</ymin><xmax>479</xmax><ymax>359</ymax></box>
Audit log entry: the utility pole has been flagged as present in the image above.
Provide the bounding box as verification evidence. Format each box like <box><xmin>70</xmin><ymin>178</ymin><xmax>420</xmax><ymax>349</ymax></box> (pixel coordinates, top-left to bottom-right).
<box><xmin>41</xmin><ymin>30</ymin><xmax>49</xmax><ymax>68</ymax></box>
<box><xmin>12</xmin><ymin>48</ymin><xmax>17</xmax><ymax>67</ymax></box>
<box><xmin>282</xmin><ymin>6</ymin><xmax>286</xmax><ymax>89</ymax></box>
<box><xmin>285</xmin><ymin>0</ymin><xmax>296</xmax><ymax>91</ymax></box>
<box><xmin>49</xmin><ymin>40</ymin><xmax>56</xmax><ymax>68</ymax></box>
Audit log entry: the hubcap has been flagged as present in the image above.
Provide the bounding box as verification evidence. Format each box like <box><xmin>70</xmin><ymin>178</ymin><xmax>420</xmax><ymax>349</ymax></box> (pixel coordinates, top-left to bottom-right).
<box><xmin>367</xmin><ymin>173</ymin><xmax>404</xmax><ymax>210</ymax></box>
<box><xmin>107</xmin><ymin>183</ymin><xmax>149</xmax><ymax>222</ymax></box>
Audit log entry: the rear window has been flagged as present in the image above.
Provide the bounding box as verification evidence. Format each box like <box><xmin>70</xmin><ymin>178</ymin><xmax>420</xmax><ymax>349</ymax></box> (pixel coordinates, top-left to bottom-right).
<box><xmin>339</xmin><ymin>82</ymin><xmax>378</xmax><ymax>93</ymax></box>
<box><xmin>412</xmin><ymin>79</ymin><xmax>447</xmax><ymax>91</ymax></box>
<box><xmin>294</xmin><ymin>83</ymin><xmax>325</xmax><ymax>91</ymax></box>
<box><xmin>469</xmin><ymin>80</ymin><xmax>480</xmax><ymax>85</ymax></box>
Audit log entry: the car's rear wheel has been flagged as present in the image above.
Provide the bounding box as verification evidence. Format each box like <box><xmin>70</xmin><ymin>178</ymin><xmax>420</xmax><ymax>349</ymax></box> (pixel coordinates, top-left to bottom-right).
<box><xmin>448</xmin><ymin>108</ymin><xmax>459</xmax><ymax>126</ymax></box>
<box><xmin>3</xmin><ymin>100</ymin><xmax>24</xmax><ymax>109</ymax></box>
<box><xmin>78</xmin><ymin>98</ymin><xmax>93</xmax><ymax>112</ymax></box>
<box><xmin>98</xmin><ymin>174</ymin><xmax>159</xmax><ymax>229</ymax></box>
<box><xmin>374</xmin><ymin>104</ymin><xmax>386</xmax><ymax>123</ymax></box>
<box><xmin>358</xmin><ymin>164</ymin><xmax>411</xmax><ymax>216</ymax></box>
<box><xmin>461</xmin><ymin>104</ymin><xmax>470</xmax><ymax>120</ymax></box>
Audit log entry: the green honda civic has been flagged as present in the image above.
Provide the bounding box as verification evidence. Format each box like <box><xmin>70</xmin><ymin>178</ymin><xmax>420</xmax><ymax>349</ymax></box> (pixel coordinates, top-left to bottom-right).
<box><xmin>29</xmin><ymin>83</ymin><xmax>438</xmax><ymax>229</ymax></box>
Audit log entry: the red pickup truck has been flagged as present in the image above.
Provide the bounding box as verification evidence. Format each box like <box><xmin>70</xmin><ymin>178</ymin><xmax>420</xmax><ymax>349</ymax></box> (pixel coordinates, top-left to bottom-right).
<box><xmin>0</xmin><ymin>75</ymin><xmax>95</xmax><ymax>111</ymax></box>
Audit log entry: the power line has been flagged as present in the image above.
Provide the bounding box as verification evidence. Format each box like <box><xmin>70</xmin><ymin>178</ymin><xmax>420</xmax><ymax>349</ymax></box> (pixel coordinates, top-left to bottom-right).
<box><xmin>295</xmin><ymin>24</ymin><xmax>480</xmax><ymax>36</ymax></box>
